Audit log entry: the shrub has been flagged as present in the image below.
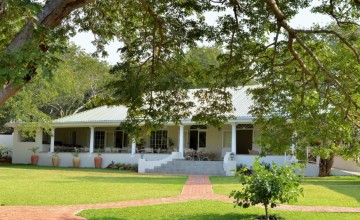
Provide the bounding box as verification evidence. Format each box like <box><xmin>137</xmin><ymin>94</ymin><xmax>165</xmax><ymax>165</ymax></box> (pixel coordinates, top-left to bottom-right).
<box><xmin>230</xmin><ymin>157</ymin><xmax>303</xmax><ymax>220</ymax></box>
<box><xmin>236</xmin><ymin>163</ymin><xmax>252</xmax><ymax>175</ymax></box>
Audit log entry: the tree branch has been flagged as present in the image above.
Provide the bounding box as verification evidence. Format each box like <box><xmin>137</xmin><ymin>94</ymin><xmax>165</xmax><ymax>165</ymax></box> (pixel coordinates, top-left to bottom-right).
<box><xmin>295</xmin><ymin>35</ymin><xmax>360</xmax><ymax>110</ymax></box>
<box><xmin>295</xmin><ymin>29</ymin><xmax>360</xmax><ymax>64</ymax></box>
<box><xmin>0</xmin><ymin>0</ymin><xmax>6</xmax><ymax>20</ymax></box>
<box><xmin>0</xmin><ymin>0</ymin><xmax>94</xmax><ymax>106</ymax></box>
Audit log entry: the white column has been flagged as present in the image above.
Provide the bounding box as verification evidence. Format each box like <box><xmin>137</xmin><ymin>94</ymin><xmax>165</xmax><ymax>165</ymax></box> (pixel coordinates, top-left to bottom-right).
<box><xmin>50</xmin><ymin>127</ymin><xmax>55</xmax><ymax>153</ymax></box>
<box><xmin>179</xmin><ymin>125</ymin><xmax>184</xmax><ymax>154</ymax></box>
<box><xmin>231</xmin><ymin>123</ymin><xmax>236</xmax><ymax>154</ymax></box>
<box><xmin>131</xmin><ymin>137</ymin><xmax>136</xmax><ymax>156</ymax></box>
<box><xmin>90</xmin><ymin>126</ymin><xmax>95</xmax><ymax>154</ymax></box>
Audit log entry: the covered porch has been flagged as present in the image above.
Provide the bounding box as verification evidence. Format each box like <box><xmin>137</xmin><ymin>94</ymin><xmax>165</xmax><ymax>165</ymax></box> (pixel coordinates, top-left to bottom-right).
<box><xmin>47</xmin><ymin>122</ymin><xmax>263</xmax><ymax>160</ymax></box>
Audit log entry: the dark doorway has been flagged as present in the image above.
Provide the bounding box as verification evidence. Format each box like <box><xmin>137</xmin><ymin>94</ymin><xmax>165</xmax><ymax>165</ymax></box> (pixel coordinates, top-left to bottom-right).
<box><xmin>236</xmin><ymin>130</ymin><xmax>253</xmax><ymax>154</ymax></box>
<box><xmin>189</xmin><ymin>130</ymin><xmax>198</xmax><ymax>150</ymax></box>
<box><xmin>189</xmin><ymin>130</ymin><xmax>206</xmax><ymax>151</ymax></box>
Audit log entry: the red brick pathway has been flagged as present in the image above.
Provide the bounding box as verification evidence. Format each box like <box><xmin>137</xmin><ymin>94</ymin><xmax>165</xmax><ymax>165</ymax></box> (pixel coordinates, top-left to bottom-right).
<box><xmin>0</xmin><ymin>175</ymin><xmax>359</xmax><ymax>220</ymax></box>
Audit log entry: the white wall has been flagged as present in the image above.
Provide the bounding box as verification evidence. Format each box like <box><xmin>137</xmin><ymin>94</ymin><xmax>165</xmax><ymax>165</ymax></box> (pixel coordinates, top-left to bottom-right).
<box><xmin>235</xmin><ymin>155</ymin><xmax>286</xmax><ymax>167</ymax></box>
<box><xmin>235</xmin><ymin>154</ymin><xmax>319</xmax><ymax>177</ymax></box>
<box><xmin>37</xmin><ymin>152</ymin><xmax>169</xmax><ymax>168</ymax></box>
<box><xmin>0</xmin><ymin>134</ymin><xmax>13</xmax><ymax>149</ymax></box>
<box><xmin>12</xmin><ymin>128</ymin><xmax>43</xmax><ymax>164</ymax></box>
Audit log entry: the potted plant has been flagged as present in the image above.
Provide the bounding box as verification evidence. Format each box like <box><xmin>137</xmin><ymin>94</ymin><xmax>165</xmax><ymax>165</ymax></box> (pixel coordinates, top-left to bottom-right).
<box><xmin>52</xmin><ymin>152</ymin><xmax>60</xmax><ymax>167</ymax></box>
<box><xmin>71</xmin><ymin>147</ymin><xmax>81</xmax><ymax>168</ymax></box>
<box><xmin>94</xmin><ymin>149</ymin><xmax>102</xmax><ymax>168</ymax></box>
<box><xmin>28</xmin><ymin>147</ymin><xmax>40</xmax><ymax>165</ymax></box>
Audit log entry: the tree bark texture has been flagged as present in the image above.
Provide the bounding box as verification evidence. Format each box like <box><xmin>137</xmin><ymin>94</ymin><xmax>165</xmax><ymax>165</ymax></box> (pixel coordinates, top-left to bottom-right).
<box><xmin>0</xmin><ymin>0</ymin><xmax>94</xmax><ymax>106</ymax></box>
<box><xmin>318</xmin><ymin>155</ymin><xmax>335</xmax><ymax>177</ymax></box>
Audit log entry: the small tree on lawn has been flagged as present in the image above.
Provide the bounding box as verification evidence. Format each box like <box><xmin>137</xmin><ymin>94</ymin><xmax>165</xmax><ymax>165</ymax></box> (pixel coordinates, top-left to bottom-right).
<box><xmin>230</xmin><ymin>158</ymin><xmax>303</xmax><ymax>220</ymax></box>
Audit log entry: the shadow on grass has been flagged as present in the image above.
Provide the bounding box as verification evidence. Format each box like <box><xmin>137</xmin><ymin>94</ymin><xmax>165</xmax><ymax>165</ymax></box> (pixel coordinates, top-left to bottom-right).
<box><xmin>79</xmin><ymin>213</ymin><xmax>261</xmax><ymax>220</ymax></box>
<box><xmin>0</xmin><ymin>164</ymin><xmax>136</xmax><ymax>173</ymax></box>
<box><xmin>66</xmin><ymin>175</ymin><xmax>187</xmax><ymax>185</ymax></box>
<box><xmin>304</xmin><ymin>176</ymin><xmax>360</xmax><ymax>185</ymax></box>
<box><xmin>304</xmin><ymin>176</ymin><xmax>360</xmax><ymax>205</ymax></box>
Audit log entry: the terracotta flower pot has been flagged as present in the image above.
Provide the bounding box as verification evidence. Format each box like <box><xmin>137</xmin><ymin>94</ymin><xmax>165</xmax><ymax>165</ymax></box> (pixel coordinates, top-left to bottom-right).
<box><xmin>31</xmin><ymin>155</ymin><xmax>39</xmax><ymax>166</ymax></box>
<box><xmin>72</xmin><ymin>157</ymin><xmax>80</xmax><ymax>168</ymax></box>
<box><xmin>94</xmin><ymin>156</ymin><xmax>103</xmax><ymax>168</ymax></box>
<box><xmin>52</xmin><ymin>156</ymin><xmax>60</xmax><ymax>167</ymax></box>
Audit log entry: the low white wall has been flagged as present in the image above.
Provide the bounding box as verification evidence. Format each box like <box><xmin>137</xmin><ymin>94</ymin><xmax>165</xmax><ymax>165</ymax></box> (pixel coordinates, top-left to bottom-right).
<box><xmin>223</xmin><ymin>152</ymin><xmax>236</xmax><ymax>176</ymax></box>
<box><xmin>138</xmin><ymin>152</ymin><xmax>183</xmax><ymax>173</ymax></box>
<box><xmin>36</xmin><ymin>153</ymin><xmax>170</xmax><ymax>168</ymax></box>
<box><xmin>332</xmin><ymin>156</ymin><xmax>360</xmax><ymax>172</ymax></box>
<box><xmin>301</xmin><ymin>163</ymin><xmax>319</xmax><ymax>177</ymax></box>
<box><xmin>235</xmin><ymin>154</ymin><xmax>320</xmax><ymax>177</ymax></box>
<box><xmin>235</xmin><ymin>155</ymin><xmax>286</xmax><ymax>167</ymax></box>
<box><xmin>0</xmin><ymin>134</ymin><xmax>13</xmax><ymax>149</ymax></box>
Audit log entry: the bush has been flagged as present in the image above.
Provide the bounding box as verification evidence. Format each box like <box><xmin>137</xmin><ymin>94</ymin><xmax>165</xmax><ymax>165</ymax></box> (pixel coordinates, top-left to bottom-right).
<box><xmin>236</xmin><ymin>163</ymin><xmax>252</xmax><ymax>175</ymax></box>
<box><xmin>114</xmin><ymin>163</ymin><xmax>138</xmax><ymax>172</ymax></box>
<box><xmin>230</xmin><ymin>157</ymin><xmax>303</xmax><ymax>220</ymax></box>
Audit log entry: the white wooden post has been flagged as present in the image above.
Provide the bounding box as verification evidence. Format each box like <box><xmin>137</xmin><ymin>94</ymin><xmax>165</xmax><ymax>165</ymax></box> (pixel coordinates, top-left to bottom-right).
<box><xmin>90</xmin><ymin>126</ymin><xmax>95</xmax><ymax>154</ymax></box>
<box><xmin>131</xmin><ymin>137</ymin><xmax>136</xmax><ymax>156</ymax></box>
<box><xmin>231</xmin><ymin>123</ymin><xmax>236</xmax><ymax>154</ymax></box>
<box><xmin>50</xmin><ymin>127</ymin><xmax>55</xmax><ymax>153</ymax></box>
<box><xmin>179</xmin><ymin>125</ymin><xmax>184</xmax><ymax>154</ymax></box>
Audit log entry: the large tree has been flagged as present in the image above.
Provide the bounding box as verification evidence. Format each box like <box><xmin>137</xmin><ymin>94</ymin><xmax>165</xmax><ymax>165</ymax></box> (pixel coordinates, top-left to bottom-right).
<box><xmin>0</xmin><ymin>44</ymin><xmax>111</xmax><ymax>133</ymax></box>
<box><xmin>2</xmin><ymin>0</ymin><xmax>360</xmax><ymax>173</ymax></box>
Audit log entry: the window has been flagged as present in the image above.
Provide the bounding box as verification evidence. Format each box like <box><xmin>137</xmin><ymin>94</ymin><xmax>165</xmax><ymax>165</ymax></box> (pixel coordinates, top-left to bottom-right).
<box><xmin>150</xmin><ymin>130</ymin><xmax>168</xmax><ymax>149</ymax></box>
<box><xmin>95</xmin><ymin>131</ymin><xmax>105</xmax><ymax>148</ymax></box>
<box><xmin>115</xmin><ymin>130</ymin><xmax>129</xmax><ymax>148</ymax></box>
<box><xmin>189</xmin><ymin>125</ymin><xmax>207</xmax><ymax>150</ymax></box>
<box><xmin>223</xmin><ymin>130</ymin><xmax>231</xmax><ymax>148</ymax></box>
<box><xmin>42</xmin><ymin>131</ymin><xmax>51</xmax><ymax>144</ymax></box>
<box><xmin>19</xmin><ymin>130</ymin><xmax>35</xmax><ymax>142</ymax></box>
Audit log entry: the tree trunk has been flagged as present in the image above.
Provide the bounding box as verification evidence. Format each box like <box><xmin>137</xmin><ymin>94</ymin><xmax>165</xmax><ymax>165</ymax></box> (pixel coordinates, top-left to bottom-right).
<box><xmin>318</xmin><ymin>154</ymin><xmax>335</xmax><ymax>177</ymax></box>
<box><xmin>265</xmin><ymin>205</ymin><xmax>269</xmax><ymax>220</ymax></box>
<box><xmin>0</xmin><ymin>0</ymin><xmax>94</xmax><ymax>106</ymax></box>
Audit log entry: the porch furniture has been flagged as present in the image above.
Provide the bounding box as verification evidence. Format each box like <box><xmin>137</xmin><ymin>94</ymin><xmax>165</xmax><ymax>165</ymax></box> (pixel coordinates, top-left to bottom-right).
<box><xmin>144</xmin><ymin>147</ymin><xmax>154</xmax><ymax>153</ymax></box>
<box><xmin>104</xmin><ymin>147</ymin><xmax>112</xmax><ymax>152</ymax></box>
<box><xmin>119</xmin><ymin>147</ymin><xmax>130</xmax><ymax>153</ymax></box>
<box><xmin>185</xmin><ymin>149</ymin><xmax>215</xmax><ymax>161</ymax></box>
<box><xmin>112</xmin><ymin>147</ymin><xmax>120</xmax><ymax>153</ymax></box>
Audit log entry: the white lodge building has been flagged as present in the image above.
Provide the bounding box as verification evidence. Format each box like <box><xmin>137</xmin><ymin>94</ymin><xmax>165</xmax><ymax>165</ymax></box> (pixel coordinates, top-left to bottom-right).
<box><xmin>8</xmin><ymin>86</ymin><xmax>320</xmax><ymax>176</ymax></box>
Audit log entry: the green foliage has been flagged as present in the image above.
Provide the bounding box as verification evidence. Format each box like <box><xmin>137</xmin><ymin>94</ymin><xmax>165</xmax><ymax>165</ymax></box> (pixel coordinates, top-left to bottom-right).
<box><xmin>28</xmin><ymin>146</ymin><xmax>39</xmax><ymax>155</ymax></box>
<box><xmin>71</xmin><ymin>147</ymin><xmax>80</xmax><ymax>157</ymax></box>
<box><xmin>230</xmin><ymin>158</ymin><xmax>303</xmax><ymax>220</ymax></box>
<box><xmin>2</xmin><ymin>0</ymin><xmax>360</xmax><ymax>169</ymax></box>
<box><xmin>0</xmin><ymin>44</ymin><xmax>111</xmax><ymax>133</ymax></box>
<box><xmin>0</xmin><ymin>144</ymin><xmax>11</xmax><ymax>157</ymax></box>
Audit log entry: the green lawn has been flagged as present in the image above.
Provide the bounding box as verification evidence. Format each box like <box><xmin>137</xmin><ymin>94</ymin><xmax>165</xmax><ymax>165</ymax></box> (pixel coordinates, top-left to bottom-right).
<box><xmin>78</xmin><ymin>200</ymin><xmax>360</xmax><ymax>220</ymax></box>
<box><xmin>210</xmin><ymin>176</ymin><xmax>360</xmax><ymax>207</ymax></box>
<box><xmin>0</xmin><ymin>166</ymin><xmax>187</xmax><ymax>206</ymax></box>
<box><xmin>0</xmin><ymin>164</ymin><xmax>136</xmax><ymax>173</ymax></box>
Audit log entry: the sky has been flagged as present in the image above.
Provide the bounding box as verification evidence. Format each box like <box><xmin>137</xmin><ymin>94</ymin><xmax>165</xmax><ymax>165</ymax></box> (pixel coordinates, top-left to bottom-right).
<box><xmin>70</xmin><ymin>5</ymin><xmax>331</xmax><ymax>65</ymax></box>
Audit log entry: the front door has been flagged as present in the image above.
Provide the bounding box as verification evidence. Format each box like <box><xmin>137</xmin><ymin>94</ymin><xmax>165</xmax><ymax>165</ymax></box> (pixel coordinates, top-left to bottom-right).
<box><xmin>236</xmin><ymin>130</ymin><xmax>253</xmax><ymax>154</ymax></box>
<box><xmin>189</xmin><ymin>130</ymin><xmax>199</xmax><ymax>150</ymax></box>
<box><xmin>189</xmin><ymin>130</ymin><xmax>206</xmax><ymax>151</ymax></box>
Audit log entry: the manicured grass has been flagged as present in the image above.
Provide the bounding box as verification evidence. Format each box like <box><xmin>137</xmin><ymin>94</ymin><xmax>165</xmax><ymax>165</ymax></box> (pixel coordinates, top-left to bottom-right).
<box><xmin>210</xmin><ymin>176</ymin><xmax>360</xmax><ymax>207</ymax></box>
<box><xmin>78</xmin><ymin>200</ymin><xmax>360</xmax><ymax>220</ymax></box>
<box><xmin>0</xmin><ymin>166</ymin><xmax>187</xmax><ymax>206</ymax></box>
<box><xmin>0</xmin><ymin>164</ymin><xmax>135</xmax><ymax>173</ymax></box>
